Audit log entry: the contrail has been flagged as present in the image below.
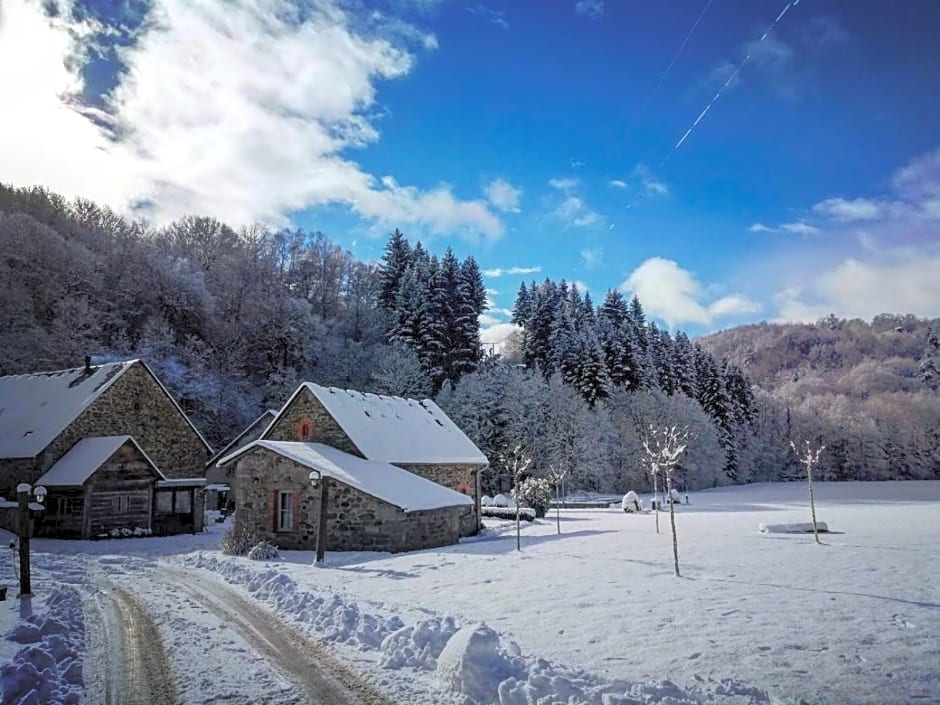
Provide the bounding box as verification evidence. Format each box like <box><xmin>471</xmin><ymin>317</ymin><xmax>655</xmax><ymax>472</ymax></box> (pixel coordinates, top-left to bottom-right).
<box><xmin>643</xmin><ymin>0</ymin><xmax>715</xmax><ymax>109</ymax></box>
<box><xmin>659</xmin><ymin>0</ymin><xmax>802</xmax><ymax>167</ymax></box>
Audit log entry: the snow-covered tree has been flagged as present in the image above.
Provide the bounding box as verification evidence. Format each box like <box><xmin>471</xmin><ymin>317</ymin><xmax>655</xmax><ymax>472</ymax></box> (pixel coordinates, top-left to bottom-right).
<box><xmin>790</xmin><ymin>439</ymin><xmax>826</xmax><ymax>544</ymax></box>
<box><xmin>642</xmin><ymin>425</ymin><xmax>690</xmax><ymax>576</ymax></box>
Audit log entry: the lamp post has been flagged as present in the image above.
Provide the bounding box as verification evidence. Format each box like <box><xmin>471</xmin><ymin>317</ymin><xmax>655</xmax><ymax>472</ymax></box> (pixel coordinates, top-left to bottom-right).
<box><xmin>308</xmin><ymin>470</ymin><xmax>330</xmax><ymax>564</ymax></box>
<box><xmin>16</xmin><ymin>483</ymin><xmax>46</xmax><ymax>596</ymax></box>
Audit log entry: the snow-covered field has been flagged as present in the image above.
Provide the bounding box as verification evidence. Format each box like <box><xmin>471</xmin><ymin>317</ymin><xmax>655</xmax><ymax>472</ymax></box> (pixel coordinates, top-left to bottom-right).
<box><xmin>2</xmin><ymin>481</ymin><xmax>938</xmax><ymax>704</ymax></box>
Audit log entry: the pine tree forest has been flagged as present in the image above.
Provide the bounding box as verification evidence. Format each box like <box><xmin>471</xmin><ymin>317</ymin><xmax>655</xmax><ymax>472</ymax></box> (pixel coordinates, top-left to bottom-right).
<box><xmin>2</xmin><ymin>184</ymin><xmax>938</xmax><ymax>495</ymax></box>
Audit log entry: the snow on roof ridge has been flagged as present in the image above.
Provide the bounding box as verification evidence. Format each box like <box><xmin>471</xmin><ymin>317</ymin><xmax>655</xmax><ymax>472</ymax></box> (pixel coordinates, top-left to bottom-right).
<box><xmin>0</xmin><ymin>358</ymin><xmax>135</xmax><ymax>381</ymax></box>
<box><xmin>292</xmin><ymin>382</ymin><xmax>487</xmax><ymax>465</ymax></box>
<box><xmin>36</xmin><ymin>435</ymin><xmax>165</xmax><ymax>487</ymax></box>
<box><xmin>221</xmin><ymin>440</ymin><xmax>473</xmax><ymax>512</ymax></box>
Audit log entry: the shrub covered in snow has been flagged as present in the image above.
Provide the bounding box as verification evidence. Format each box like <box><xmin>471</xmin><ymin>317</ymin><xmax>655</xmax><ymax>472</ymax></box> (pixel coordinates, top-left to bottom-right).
<box><xmin>247</xmin><ymin>540</ymin><xmax>280</xmax><ymax>561</ymax></box>
<box><xmin>621</xmin><ymin>491</ymin><xmax>642</xmax><ymax>513</ymax></box>
<box><xmin>511</xmin><ymin>477</ymin><xmax>552</xmax><ymax>518</ymax></box>
<box><xmin>220</xmin><ymin>520</ymin><xmax>267</xmax><ymax>556</ymax></box>
<box><xmin>481</xmin><ymin>506</ymin><xmax>536</xmax><ymax>521</ymax></box>
<box><xmin>492</xmin><ymin>493</ymin><xmax>510</xmax><ymax>508</ymax></box>
<box><xmin>480</xmin><ymin>495</ymin><xmax>494</xmax><ymax>507</ymax></box>
<box><xmin>668</xmin><ymin>488</ymin><xmax>681</xmax><ymax>504</ymax></box>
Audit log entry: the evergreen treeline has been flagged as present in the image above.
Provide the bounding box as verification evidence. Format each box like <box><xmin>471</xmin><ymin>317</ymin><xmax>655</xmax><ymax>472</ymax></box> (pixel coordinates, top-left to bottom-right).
<box><xmin>378</xmin><ymin>231</ymin><xmax>487</xmax><ymax>391</ymax></box>
<box><xmin>510</xmin><ymin>281</ymin><xmax>754</xmax><ymax>480</ymax></box>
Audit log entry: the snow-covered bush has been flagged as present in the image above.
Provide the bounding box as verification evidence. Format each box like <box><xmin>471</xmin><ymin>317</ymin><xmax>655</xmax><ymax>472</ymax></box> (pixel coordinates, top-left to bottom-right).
<box><xmin>511</xmin><ymin>477</ymin><xmax>552</xmax><ymax>518</ymax></box>
<box><xmin>668</xmin><ymin>488</ymin><xmax>681</xmax><ymax>504</ymax></box>
<box><xmin>247</xmin><ymin>540</ymin><xmax>280</xmax><ymax>561</ymax></box>
<box><xmin>220</xmin><ymin>520</ymin><xmax>267</xmax><ymax>556</ymax></box>
<box><xmin>481</xmin><ymin>506</ymin><xmax>536</xmax><ymax>521</ymax></box>
<box><xmin>481</xmin><ymin>495</ymin><xmax>494</xmax><ymax>507</ymax></box>
<box><xmin>621</xmin><ymin>491</ymin><xmax>642</xmax><ymax>513</ymax></box>
<box><xmin>493</xmin><ymin>493</ymin><xmax>510</xmax><ymax>508</ymax></box>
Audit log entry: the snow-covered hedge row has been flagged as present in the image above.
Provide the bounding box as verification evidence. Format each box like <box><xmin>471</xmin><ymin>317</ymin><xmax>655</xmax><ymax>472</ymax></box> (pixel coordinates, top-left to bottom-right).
<box><xmin>1</xmin><ymin>585</ymin><xmax>85</xmax><ymax>705</ymax></box>
<box><xmin>247</xmin><ymin>541</ymin><xmax>280</xmax><ymax>561</ymax></box>
<box><xmin>186</xmin><ymin>553</ymin><xmax>775</xmax><ymax>705</ymax></box>
<box><xmin>481</xmin><ymin>506</ymin><xmax>536</xmax><ymax>522</ymax></box>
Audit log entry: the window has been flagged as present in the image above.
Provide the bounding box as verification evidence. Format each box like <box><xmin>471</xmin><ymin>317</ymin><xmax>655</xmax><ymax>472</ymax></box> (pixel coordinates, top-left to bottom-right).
<box><xmin>296</xmin><ymin>418</ymin><xmax>315</xmax><ymax>440</ymax></box>
<box><xmin>278</xmin><ymin>491</ymin><xmax>294</xmax><ymax>531</ymax></box>
<box><xmin>176</xmin><ymin>490</ymin><xmax>192</xmax><ymax>513</ymax></box>
<box><xmin>113</xmin><ymin>495</ymin><xmax>129</xmax><ymax>513</ymax></box>
<box><xmin>156</xmin><ymin>491</ymin><xmax>173</xmax><ymax>513</ymax></box>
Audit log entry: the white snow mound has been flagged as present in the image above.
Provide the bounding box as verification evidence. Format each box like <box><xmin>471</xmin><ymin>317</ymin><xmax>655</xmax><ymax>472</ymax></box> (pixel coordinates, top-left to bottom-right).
<box><xmin>621</xmin><ymin>491</ymin><xmax>642</xmax><ymax>513</ymax></box>
<box><xmin>758</xmin><ymin>522</ymin><xmax>829</xmax><ymax>534</ymax></box>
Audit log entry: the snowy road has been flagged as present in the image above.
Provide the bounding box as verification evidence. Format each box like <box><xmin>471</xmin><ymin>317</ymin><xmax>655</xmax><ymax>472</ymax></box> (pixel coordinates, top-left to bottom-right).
<box><xmin>162</xmin><ymin>567</ymin><xmax>393</xmax><ymax>705</ymax></box>
<box><xmin>84</xmin><ymin>578</ymin><xmax>181</xmax><ymax>705</ymax></box>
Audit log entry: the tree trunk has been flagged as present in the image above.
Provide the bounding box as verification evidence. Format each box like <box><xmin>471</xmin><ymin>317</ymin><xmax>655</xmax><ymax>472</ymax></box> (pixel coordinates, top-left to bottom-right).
<box><xmin>516</xmin><ymin>501</ymin><xmax>521</xmax><ymax>551</ymax></box>
<box><xmin>667</xmin><ymin>476</ymin><xmax>680</xmax><ymax>577</ymax></box>
<box><xmin>807</xmin><ymin>462</ymin><xmax>820</xmax><ymax>545</ymax></box>
<box><xmin>652</xmin><ymin>474</ymin><xmax>660</xmax><ymax>534</ymax></box>
<box><xmin>556</xmin><ymin>483</ymin><xmax>561</xmax><ymax>535</ymax></box>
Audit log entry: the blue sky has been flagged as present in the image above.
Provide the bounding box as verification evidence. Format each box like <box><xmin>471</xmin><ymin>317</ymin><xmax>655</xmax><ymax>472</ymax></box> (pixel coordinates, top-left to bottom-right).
<box><xmin>1</xmin><ymin>0</ymin><xmax>939</xmax><ymax>338</ymax></box>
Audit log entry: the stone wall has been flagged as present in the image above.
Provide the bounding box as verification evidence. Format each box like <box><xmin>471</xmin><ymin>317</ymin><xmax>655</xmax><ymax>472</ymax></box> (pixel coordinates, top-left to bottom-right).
<box><xmin>234</xmin><ymin>448</ymin><xmax>462</xmax><ymax>553</ymax></box>
<box><xmin>396</xmin><ymin>462</ymin><xmax>484</xmax><ymax>536</ymax></box>
<box><xmin>262</xmin><ymin>387</ymin><xmax>362</xmax><ymax>456</ymax></box>
<box><xmin>41</xmin><ymin>362</ymin><xmax>211</xmax><ymax>480</ymax></box>
<box><xmin>0</xmin><ymin>457</ymin><xmax>41</xmax><ymax>501</ymax></box>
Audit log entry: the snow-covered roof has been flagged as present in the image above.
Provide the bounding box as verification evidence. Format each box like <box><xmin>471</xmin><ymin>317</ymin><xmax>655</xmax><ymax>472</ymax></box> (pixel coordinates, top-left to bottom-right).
<box><xmin>207</xmin><ymin>410</ymin><xmax>277</xmax><ymax>467</ymax></box>
<box><xmin>0</xmin><ymin>359</ymin><xmax>212</xmax><ymax>459</ymax></box>
<box><xmin>275</xmin><ymin>383</ymin><xmax>488</xmax><ymax>465</ymax></box>
<box><xmin>156</xmin><ymin>478</ymin><xmax>206</xmax><ymax>488</ymax></box>
<box><xmin>36</xmin><ymin>436</ymin><xmax>164</xmax><ymax>487</ymax></box>
<box><xmin>220</xmin><ymin>441</ymin><xmax>474</xmax><ymax>513</ymax></box>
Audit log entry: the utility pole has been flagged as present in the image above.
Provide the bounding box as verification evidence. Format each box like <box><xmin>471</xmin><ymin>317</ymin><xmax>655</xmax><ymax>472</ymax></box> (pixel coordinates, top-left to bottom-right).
<box><xmin>17</xmin><ymin>486</ymin><xmax>31</xmax><ymax>596</ymax></box>
<box><xmin>309</xmin><ymin>471</ymin><xmax>330</xmax><ymax>564</ymax></box>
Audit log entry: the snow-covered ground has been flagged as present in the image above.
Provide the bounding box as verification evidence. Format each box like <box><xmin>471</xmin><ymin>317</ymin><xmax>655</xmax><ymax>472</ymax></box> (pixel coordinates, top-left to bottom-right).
<box><xmin>2</xmin><ymin>481</ymin><xmax>938</xmax><ymax>704</ymax></box>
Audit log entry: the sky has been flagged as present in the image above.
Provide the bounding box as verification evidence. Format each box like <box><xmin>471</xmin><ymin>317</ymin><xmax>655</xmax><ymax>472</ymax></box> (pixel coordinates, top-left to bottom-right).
<box><xmin>1</xmin><ymin>0</ymin><xmax>939</xmax><ymax>342</ymax></box>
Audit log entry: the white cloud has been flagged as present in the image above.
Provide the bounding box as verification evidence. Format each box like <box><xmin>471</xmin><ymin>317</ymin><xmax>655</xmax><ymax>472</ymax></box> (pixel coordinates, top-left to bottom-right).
<box><xmin>0</xmin><ymin>0</ymin><xmax>503</xmax><ymax>239</ymax></box>
<box><xmin>609</xmin><ymin>179</ymin><xmax>628</xmax><ymax>189</ymax></box>
<box><xmin>748</xmin><ymin>223</ymin><xmax>777</xmax><ymax>233</ymax></box>
<box><xmin>620</xmin><ymin>257</ymin><xmax>760</xmax><ymax>327</ymax></box>
<box><xmin>572</xmin><ymin>280</ymin><xmax>591</xmax><ymax>295</ymax></box>
<box><xmin>483</xmin><ymin>266</ymin><xmax>542</xmax><ymax>278</ymax></box>
<box><xmin>774</xmin><ymin>253</ymin><xmax>940</xmax><ymax>323</ymax></box>
<box><xmin>632</xmin><ymin>164</ymin><xmax>669</xmax><ymax>196</ymax></box>
<box><xmin>466</xmin><ymin>5</ymin><xmax>509</xmax><ymax>30</ymax></box>
<box><xmin>548</xmin><ymin>177</ymin><xmax>579</xmax><ymax>191</ymax></box>
<box><xmin>813</xmin><ymin>197</ymin><xmax>882</xmax><ymax>222</ymax></box>
<box><xmin>709</xmin><ymin>294</ymin><xmax>762</xmax><ymax>317</ymax></box>
<box><xmin>780</xmin><ymin>222</ymin><xmax>821</xmax><ymax>236</ymax></box>
<box><xmin>575</xmin><ymin>0</ymin><xmax>605</xmax><ymax>19</ymax></box>
<box><xmin>555</xmin><ymin>195</ymin><xmax>601</xmax><ymax>228</ymax></box>
<box><xmin>580</xmin><ymin>247</ymin><xmax>602</xmax><ymax>268</ymax></box>
<box><xmin>480</xmin><ymin>322</ymin><xmax>521</xmax><ymax>355</ymax></box>
<box><xmin>484</xmin><ymin>178</ymin><xmax>522</xmax><ymax>213</ymax></box>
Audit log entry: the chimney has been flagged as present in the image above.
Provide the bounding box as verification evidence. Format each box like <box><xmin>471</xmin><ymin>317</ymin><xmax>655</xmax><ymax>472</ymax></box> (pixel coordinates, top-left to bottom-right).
<box><xmin>84</xmin><ymin>355</ymin><xmax>92</xmax><ymax>373</ymax></box>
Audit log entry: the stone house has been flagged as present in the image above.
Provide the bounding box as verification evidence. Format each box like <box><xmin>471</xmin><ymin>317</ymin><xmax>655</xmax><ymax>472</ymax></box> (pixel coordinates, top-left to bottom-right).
<box><xmin>219</xmin><ymin>440</ymin><xmax>473</xmax><ymax>552</ymax></box>
<box><xmin>204</xmin><ymin>409</ymin><xmax>276</xmax><ymax>510</ymax></box>
<box><xmin>260</xmin><ymin>383</ymin><xmax>489</xmax><ymax>536</ymax></box>
<box><xmin>0</xmin><ymin>359</ymin><xmax>212</xmax><ymax>537</ymax></box>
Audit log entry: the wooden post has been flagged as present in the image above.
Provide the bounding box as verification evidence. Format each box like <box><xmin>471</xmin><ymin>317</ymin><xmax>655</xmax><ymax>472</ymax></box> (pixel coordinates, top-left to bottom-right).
<box><xmin>17</xmin><ymin>489</ymin><xmax>30</xmax><ymax>596</ymax></box>
<box><xmin>315</xmin><ymin>478</ymin><xmax>329</xmax><ymax>564</ymax></box>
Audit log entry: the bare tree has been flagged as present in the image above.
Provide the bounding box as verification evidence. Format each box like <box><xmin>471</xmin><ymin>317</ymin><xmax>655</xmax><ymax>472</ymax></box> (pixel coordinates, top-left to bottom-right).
<box><xmin>643</xmin><ymin>425</ymin><xmax>690</xmax><ymax>577</ymax></box>
<box><xmin>790</xmin><ymin>440</ymin><xmax>826</xmax><ymax>544</ymax></box>
<box><xmin>500</xmin><ymin>444</ymin><xmax>534</xmax><ymax>551</ymax></box>
<box><xmin>547</xmin><ymin>463</ymin><xmax>568</xmax><ymax>535</ymax></box>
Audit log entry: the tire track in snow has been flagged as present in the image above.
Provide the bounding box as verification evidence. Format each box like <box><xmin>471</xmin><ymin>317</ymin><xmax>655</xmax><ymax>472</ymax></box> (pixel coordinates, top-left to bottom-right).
<box><xmin>164</xmin><ymin>567</ymin><xmax>394</xmax><ymax>705</ymax></box>
<box><xmin>84</xmin><ymin>579</ymin><xmax>181</xmax><ymax>705</ymax></box>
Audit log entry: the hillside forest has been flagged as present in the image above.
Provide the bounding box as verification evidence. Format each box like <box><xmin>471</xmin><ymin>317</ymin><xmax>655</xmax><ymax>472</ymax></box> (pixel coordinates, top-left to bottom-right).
<box><xmin>1</xmin><ymin>184</ymin><xmax>938</xmax><ymax>493</ymax></box>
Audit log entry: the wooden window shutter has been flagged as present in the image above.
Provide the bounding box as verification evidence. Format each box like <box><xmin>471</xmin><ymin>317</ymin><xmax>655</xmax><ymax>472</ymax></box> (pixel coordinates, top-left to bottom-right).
<box><xmin>267</xmin><ymin>490</ymin><xmax>277</xmax><ymax>531</ymax></box>
<box><xmin>292</xmin><ymin>492</ymin><xmax>301</xmax><ymax>531</ymax></box>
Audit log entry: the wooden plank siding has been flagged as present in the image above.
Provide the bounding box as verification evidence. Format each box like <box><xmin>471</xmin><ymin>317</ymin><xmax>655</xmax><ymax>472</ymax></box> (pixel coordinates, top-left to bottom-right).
<box><xmin>84</xmin><ymin>446</ymin><xmax>157</xmax><ymax>537</ymax></box>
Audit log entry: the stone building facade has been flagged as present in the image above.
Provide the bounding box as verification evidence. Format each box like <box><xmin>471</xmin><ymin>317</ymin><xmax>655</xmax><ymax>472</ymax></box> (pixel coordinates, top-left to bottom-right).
<box><xmin>0</xmin><ymin>359</ymin><xmax>211</xmax><ymax>537</ymax></box>
<box><xmin>261</xmin><ymin>384</ymin><xmax>487</xmax><ymax>536</ymax></box>
<box><xmin>231</xmin><ymin>445</ymin><xmax>465</xmax><ymax>553</ymax></box>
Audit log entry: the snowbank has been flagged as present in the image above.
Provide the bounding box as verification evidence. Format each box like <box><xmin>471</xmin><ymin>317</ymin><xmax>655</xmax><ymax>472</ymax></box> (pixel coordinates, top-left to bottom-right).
<box><xmin>621</xmin><ymin>492</ymin><xmax>642</xmax><ymax>513</ymax></box>
<box><xmin>1</xmin><ymin>586</ymin><xmax>84</xmax><ymax>705</ymax></box>
<box><xmin>186</xmin><ymin>553</ymin><xmax>775</xmax><ymax>705</ymax></box>
<box><xmin>758</xmin><ymin>522</ymin><xmax>829</xmax><ymax>534</ymax></box>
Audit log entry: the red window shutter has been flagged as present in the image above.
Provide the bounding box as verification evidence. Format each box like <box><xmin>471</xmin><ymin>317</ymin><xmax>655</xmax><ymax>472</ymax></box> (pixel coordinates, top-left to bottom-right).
<box><xmin>292</xmin><ymin>492</ymin><xmax>301</xmax><ymax>531</ymax></box>
<box><xmin>267</xmin><ymin>490</ymin><xmax>277</xmax><ymax>531</ymax></box>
